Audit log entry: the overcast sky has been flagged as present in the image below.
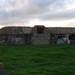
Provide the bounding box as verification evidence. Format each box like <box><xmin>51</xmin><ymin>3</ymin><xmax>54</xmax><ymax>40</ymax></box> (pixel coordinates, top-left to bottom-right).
<box><xmin>0</xmin><ymin>0</ymin><xmax>75</xmax><ymax>28</ymax></box>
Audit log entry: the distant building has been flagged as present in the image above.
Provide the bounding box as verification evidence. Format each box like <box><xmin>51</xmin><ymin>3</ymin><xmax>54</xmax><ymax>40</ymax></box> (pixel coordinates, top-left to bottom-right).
<box><xmin>0</xmin><ymin>25</ymin><xmax>75</xmax><ymax>44</ymax></box>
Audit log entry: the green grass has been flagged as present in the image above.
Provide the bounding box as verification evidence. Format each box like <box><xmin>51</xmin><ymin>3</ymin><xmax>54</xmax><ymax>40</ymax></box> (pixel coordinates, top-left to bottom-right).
<box><xmin>0</xmin><ymin>44</ymin><xmax>75</xmax><ymax>75</ymax></box>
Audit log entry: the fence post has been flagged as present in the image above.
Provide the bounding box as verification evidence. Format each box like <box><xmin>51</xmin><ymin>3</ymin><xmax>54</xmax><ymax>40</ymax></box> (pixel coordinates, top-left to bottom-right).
<box><xmin>0</xmin><ymin>63</ymin><xmax>3</xmax><ymax>75</ymax></box>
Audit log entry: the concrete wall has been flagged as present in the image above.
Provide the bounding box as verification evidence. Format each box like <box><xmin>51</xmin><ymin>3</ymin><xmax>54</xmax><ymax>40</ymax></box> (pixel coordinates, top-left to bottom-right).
<box><xmin>0</xmin><ymin>34</ymin><xmax>31</xmax><ymax>44</ymax></box>
<box><xmin>31</xmin><ymin>26</ymin><xmax>50</xmax><ymax>45</ymax></box>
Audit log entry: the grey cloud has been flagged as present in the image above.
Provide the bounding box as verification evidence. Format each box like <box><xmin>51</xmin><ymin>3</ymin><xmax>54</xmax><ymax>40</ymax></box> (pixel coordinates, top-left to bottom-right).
<box><xmin>7</xmin><ymin>0</ymin><xmax>17</xmax><ymax>6</ymax></box>
<box><xmin>0</xmin><ymin>0</ymin><xmax>75</xmax><ymax>26</ymax></box>
<box><xmin>28</xmin><ymin>0</ymin><xmax>60</xmax><ymax>7</ymax></box>
<box><xmin>0</xmin><ymin>0</ymin><xmax>51</xmax><ymax>21</ymax></box>
<box><xmin>38</xmin><ymin>9</ymin><xmax>75</xmax><ymax>21</ymax></box>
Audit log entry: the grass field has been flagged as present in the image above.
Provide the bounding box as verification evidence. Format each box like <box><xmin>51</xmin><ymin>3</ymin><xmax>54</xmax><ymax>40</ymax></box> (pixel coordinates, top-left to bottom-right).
<box><xmin>0</xmin><ymin>44</ymin><xmax>75</xmax><ymax>75</ymax></box>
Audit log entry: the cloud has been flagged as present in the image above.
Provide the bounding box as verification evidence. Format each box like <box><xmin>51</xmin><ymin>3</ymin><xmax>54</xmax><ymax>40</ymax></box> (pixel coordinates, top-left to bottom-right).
<box><xmin>28</xmin><ymin>0</ymin><xmax>59</xmax><ymax>7</ymax></box>
<box><xmin>65</xmin><ymin>22</ymin><xmax>75</xmax><ymax>27</ymax></box>
<box><xmin>0</xmin><ymin>0</ymin><xmax>75</xmax><ymax>27</ymax></box>
<box><xmin>7</xmin><ymin>0</ymin><xmax>18</xmax><ymax>6</ymax></box>
<box><xmin>38</xmin><ymin>9</ymin><xmax>75</xmax><ymax>21</ymax></box>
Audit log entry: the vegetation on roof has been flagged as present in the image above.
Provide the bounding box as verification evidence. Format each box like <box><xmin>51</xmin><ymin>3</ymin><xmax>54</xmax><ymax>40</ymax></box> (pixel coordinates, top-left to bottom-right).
<box><xmin>0</xmin><ymin>26</ymin><xmax>75</xmax><ymax>34</ymax></box>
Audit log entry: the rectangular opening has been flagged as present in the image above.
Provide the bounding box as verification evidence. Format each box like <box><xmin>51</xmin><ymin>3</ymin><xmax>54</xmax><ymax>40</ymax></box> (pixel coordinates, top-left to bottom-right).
<box><xmin>69</xmin><ymin>34</ymin><xmax>75</xmax><ymax>40</ymax></box>
<box><xmin>37</xmin><ymin>26</ymin><xmax>44</xmax><ymax>34</ymax></box>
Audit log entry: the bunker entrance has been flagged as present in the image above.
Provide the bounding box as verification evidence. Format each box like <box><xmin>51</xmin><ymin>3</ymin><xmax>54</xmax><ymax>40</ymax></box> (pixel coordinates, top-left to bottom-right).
<box><xmin>37</xmin><ymin>26</ymin><xmax>45</xmax><ymax>34</ymax></box>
